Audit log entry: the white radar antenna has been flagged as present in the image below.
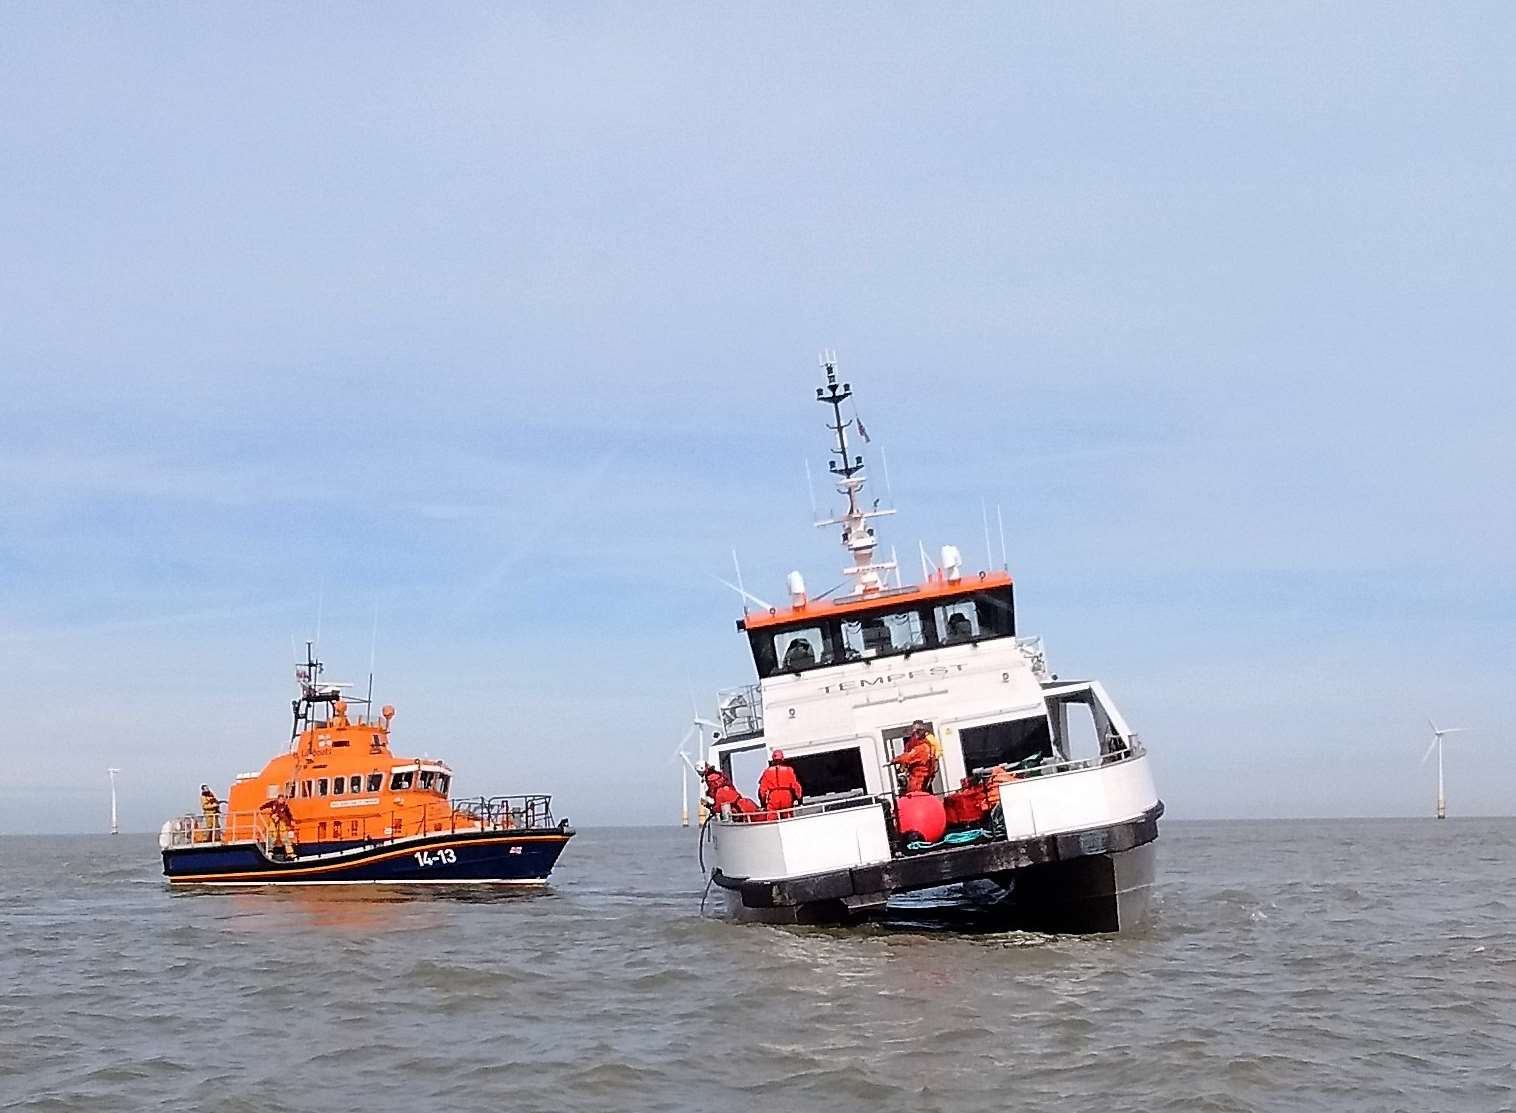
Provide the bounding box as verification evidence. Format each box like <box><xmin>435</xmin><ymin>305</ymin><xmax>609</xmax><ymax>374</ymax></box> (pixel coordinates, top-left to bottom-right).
<box><xmin>814</xmin><ymin>352</ymin><xmax>896</xmax><ymax>596</ymax></box>
<box><xmin>1421</xmin><ymin>721</ymin><xmax>1469</xmax><ymax>820</ymax></box>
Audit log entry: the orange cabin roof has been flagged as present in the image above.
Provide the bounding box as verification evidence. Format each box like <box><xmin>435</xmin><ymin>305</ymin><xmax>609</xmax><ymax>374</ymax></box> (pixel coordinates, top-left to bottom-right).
<box><xmin>739</xmin><ymin>569</ymin><xmax>1013</xmax><ymax>631</ymax></box>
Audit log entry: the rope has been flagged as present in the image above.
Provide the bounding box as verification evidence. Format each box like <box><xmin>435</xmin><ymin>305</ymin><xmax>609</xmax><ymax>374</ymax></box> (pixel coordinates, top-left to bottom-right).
<box><xmin>904</xmin><ymin>828</ymin><xmax>993</xmax><ymax>853</ymax></box>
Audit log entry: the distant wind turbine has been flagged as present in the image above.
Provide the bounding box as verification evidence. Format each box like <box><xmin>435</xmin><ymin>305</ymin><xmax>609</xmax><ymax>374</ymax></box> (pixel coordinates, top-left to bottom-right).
<box><xmin>1421</xmin><ymin>721</ymin><xmax>1468</xmax><ymax>820</ymax></box>
<box><xmin>107</xmin><ymin>767</ymin><xmax>121</xmax><ymax>835</ymax></box>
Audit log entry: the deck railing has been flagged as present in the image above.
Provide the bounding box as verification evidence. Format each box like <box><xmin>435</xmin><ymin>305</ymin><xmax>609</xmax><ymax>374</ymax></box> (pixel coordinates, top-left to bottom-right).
<box><xmin>161</xmin><ymin>793</ymin><xmax>561</xmax><ymax>851</ymax></box>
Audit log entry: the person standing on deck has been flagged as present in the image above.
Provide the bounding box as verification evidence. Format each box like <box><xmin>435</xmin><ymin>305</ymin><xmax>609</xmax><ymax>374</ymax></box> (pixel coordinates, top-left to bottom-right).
<box><xmin>757</xmin><ymin>751</ymin><xmax>803</xmax><ymax>815</ymax></box>
<box><xmin>890</xmin><ymin>721</ymin><xmax>940</xmax><ymax>794</ymax></box>
<box><xmin>257</xmin><ymin>793</ymin><xmax>298</xmax><ymax>859</ymax></box>
<box><xmin>199</xmin><ymin>785</ymin><xmax>222</xmax><ymax>841</ymax></box>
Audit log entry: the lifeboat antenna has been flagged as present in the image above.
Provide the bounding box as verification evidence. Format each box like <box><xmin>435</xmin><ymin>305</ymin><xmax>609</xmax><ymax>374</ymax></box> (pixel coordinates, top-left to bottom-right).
<box><xmin>814</xmin><ymin>352</ymin><xmax>896</xmax><ymax>596</ymax></box>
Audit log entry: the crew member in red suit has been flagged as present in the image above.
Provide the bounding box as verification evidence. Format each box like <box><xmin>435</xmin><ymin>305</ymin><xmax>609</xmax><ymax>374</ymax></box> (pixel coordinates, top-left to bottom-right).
<box><xmin>890</xmin><ymin>721</ymin><xmax>939</xmax><ymax>794</ymax></box>
<box><xmin>702</xmin><ymin>765</ymin><xmax>760</xmax><ymax>817</ymax></box>
<box><xmin>757</xmin><ymin>750</ymin><xmax>803</xmax><ymax>815</ymax></box>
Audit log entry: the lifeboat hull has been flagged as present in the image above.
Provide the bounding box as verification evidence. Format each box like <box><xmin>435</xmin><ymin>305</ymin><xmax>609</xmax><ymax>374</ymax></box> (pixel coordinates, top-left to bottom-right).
<box><xmin>162</xmin><ymin>827</ymin><xmax>574</xmax><ymax>886</ymax></box>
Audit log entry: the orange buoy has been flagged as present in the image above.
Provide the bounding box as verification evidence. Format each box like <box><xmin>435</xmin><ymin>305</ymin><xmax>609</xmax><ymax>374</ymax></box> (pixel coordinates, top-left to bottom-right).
<box><xmin>896</xmin><ymin>791</ymin><xmax>946</xmax><ymax>843</ymax></box>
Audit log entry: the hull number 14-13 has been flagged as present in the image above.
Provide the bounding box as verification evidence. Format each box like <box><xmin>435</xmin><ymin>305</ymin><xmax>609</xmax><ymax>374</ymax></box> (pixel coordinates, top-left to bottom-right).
<box><xmin>414</xmin><ymin>848</ymin><xmax>457</xmax><ymax>868</ymax></box>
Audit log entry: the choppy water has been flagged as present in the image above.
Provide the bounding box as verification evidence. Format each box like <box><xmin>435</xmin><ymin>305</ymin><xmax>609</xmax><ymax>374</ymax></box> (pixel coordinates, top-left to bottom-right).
<box><xmin>1</xmin><ymin>820</ymin><xmax>1512</xmax><ymax>1112</ymax></box>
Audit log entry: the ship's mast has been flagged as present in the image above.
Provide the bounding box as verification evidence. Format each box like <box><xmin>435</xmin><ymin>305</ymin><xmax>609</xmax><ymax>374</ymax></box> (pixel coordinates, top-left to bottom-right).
<box><xmin>814</xmin><ymin>352</ymin><xmax>896</xmax><ymax>595</ymax></box>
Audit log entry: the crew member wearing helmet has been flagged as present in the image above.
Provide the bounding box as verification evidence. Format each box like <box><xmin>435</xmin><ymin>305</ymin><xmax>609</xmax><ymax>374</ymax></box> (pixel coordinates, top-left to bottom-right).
<box><xmin>701</xmin><ymin>765</ymin><xmax>760</xmax><ymax>818</ymax></box>
<box><xmin>890</xmin><ymin>720</ymin><xmax>940</xmax><ymax>794</ymax></box>
<box><xmin>757</xmin><ymin>750</ymin><xmax>803</xmax><ymax>815</ymax></box>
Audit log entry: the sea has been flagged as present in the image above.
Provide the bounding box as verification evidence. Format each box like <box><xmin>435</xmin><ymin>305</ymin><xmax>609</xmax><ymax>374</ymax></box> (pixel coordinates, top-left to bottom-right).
<box><xmin>1</xmin><ymin>819</ymin><xmax>1511</xmax><ymax>1113</ymax></box>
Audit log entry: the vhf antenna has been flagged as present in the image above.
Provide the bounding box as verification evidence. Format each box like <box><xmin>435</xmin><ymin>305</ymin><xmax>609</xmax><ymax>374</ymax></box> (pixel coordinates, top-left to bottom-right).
<box><xmin>817</xmin><ymin>350</ymin><xmax>864</xmax><ymax>516</ymax></box>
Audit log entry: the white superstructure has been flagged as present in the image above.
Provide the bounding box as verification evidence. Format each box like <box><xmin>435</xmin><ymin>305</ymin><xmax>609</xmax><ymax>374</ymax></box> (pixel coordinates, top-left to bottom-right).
<box><xmin>700</xmin><ymin>357</ymin><xmax>1162</xmax><ymax>930</ymax></box>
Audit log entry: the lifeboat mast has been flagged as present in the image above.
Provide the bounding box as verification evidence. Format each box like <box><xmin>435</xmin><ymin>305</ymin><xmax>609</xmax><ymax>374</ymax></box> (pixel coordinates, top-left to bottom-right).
<box><xmin>814</xmin><ymin>352</ymin><xmax>896</xmax><ymax>597</ymax></box>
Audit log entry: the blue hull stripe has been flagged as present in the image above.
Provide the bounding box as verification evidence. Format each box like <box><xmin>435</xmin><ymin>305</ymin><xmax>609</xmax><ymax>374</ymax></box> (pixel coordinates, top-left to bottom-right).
<box><xmin>163</xmin><ymin>830</ymin><xmax>572</xmax><ymax>884</ymax></box>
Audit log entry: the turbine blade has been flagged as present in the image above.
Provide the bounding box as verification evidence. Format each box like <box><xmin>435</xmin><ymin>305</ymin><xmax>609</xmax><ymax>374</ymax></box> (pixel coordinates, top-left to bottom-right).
<box><xmin>670</xmin><ymin>724</ymin><xmax>697</xmax><ymax>760</ymax></box>
<box><xmin>1421</xmin><ymin>737</ymin><xmax>1439</xmax><ymax>765</ymax></box>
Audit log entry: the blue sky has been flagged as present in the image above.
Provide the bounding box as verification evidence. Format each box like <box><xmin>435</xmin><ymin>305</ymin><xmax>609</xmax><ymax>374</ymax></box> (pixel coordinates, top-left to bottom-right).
<box><xmin>2</xmin><ymin>5</ymin><xmax>1512</xmax><ymax>833</ymax></box>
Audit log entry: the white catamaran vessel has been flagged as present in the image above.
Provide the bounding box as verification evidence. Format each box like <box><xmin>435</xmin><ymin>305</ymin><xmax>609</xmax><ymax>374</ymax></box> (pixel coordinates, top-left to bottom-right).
<box><xmin>699</xmin><ymin>357</ymin><xmax>1162</xmax><ymax>931</ymax></box>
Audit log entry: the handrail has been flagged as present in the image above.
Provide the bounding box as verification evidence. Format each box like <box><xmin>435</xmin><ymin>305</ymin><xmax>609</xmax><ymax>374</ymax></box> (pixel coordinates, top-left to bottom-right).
<box><xmin>161</xmin><ymin>793</ymin><xmax>561</xmax><ymax>852</ymax></box>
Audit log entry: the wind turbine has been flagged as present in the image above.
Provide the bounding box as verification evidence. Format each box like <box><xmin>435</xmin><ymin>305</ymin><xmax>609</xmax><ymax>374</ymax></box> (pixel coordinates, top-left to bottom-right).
<box><xmin>1421</xmin><ymin>721</ymin><xmax>1468</xmax><ymax>820</ymax></box>
<box><xmin>671</xmin><ymin>724</ymin><xmax>701</xmax><ymax>827</ymax></box>
<box><xmin>107</xmin><ymin>768</ymin><xmax>121</xmax><ymax>835</ymax></box>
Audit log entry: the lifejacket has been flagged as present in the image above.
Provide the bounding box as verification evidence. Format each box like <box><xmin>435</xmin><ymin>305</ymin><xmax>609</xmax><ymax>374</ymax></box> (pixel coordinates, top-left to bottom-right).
<box><xmin>758</xmin><ymin>763</ymin><xmax>802</xmax><ymax>810</ymax></box>
<box><xmin>710</xmin><ymin>783</ymin><xmax>741</xmax><ymax>811</ymax></box>
<box><xmin>732</xmin><ymin>795</ymin><xmax>760</xmax><ymax>814</ymax></box>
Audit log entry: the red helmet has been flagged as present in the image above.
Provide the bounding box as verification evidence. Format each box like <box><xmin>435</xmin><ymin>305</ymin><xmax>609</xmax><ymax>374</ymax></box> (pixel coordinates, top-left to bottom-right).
<box><xmin>771</xmin><ymin>750</ymin><xmax>785</xmax><ymax>762</ymax></box>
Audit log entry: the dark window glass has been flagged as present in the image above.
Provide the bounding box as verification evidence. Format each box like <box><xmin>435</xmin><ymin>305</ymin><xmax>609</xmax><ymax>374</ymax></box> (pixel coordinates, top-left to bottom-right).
<box><xmin>773</xmin><ymin>626</ymin><xmax>828</xmax><ymax>671</ymax></box>
<box><xmin>367</xmin><ymin>773</ymin><xmax>383</xmax><ymax>792</ymax></box>
<box><xmin>960</xmin><ymin>717</ymin><xmax>1053</xmax><ymax>773</ymax></box>
<box><xmin>332</xmin><ymin>777</ymin><xmax>345</xmax><ymax>795</ymax></box>
<box><xmin>317</xmin><ymin>778</ymin><xmax>329</xmax><ymax>797</ymax></box>
<box><xmin>786</xmin><ymin>748</ymin><xmax>866</xmax><ymax>798</ymax></box>
<box><xmin>438</xmin><ymin>774</ymin><xmax>450</xmax><ymax>795</ymax></box>
<box><xmin>390</xmin><ymin>771</ymin><xmax>414</xmax><ymax>791</ymax></box>
<box><xmin>349</xmin><ymin>776</ymin><xmax>362</xmax><ymax>793</ymax></box>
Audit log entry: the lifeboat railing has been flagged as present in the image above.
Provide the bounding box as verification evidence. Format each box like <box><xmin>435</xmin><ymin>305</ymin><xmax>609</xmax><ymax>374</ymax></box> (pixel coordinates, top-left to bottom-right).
<box><xmin>163</xmin><ymin>795</ymin><xmax>561</xmax><ymax>851</ymax></box>
<box><xmin>446</xmin><ymin>794</ymin><xmax>558</xmax><ymax>832</ymax></box>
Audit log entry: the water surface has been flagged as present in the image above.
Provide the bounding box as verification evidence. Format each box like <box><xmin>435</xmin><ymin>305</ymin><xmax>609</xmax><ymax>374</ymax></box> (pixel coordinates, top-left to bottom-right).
<box><xmin>1</xmin><ymin>820</ymin><xmax>1511</xmax><ymax>1112</ymax></box>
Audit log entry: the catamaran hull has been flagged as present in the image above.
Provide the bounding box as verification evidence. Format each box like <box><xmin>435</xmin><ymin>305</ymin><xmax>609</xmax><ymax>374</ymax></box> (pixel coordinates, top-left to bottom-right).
<box><xmin>162</xmin><ymin>828</ymin><xmax>573</xmax><ymax>886</ymax></box>
<box><xmin>714</xmin><ymin>803</ymin><xmax>1161</xmax><ymax>933</ymax></box>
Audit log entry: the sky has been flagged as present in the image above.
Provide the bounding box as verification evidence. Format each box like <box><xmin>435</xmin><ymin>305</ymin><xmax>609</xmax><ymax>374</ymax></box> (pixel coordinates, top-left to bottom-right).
<box><xmin>1</xmin><ymin>4</ymin><xmax>1512</xmax><ymax>833</ymax></box>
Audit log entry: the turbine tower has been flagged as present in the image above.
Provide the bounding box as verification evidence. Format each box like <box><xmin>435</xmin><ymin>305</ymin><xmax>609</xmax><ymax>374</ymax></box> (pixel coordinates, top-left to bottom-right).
<box><xmin>107</xmin><ymin>767</ymin><xmax>121</xmax><ymax>835</ymax></box>
<box><xmin>1421</xmin><ymin>722</ymin><xmax>1468</xmax><ymax>820</ymax></box>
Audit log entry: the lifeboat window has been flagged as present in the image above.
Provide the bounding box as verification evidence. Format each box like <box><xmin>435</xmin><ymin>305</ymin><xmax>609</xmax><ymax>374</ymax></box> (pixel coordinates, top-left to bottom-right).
<box><xmin>301</xmin><ymin>780</ymin><xmax>312</xmax><ymax>798</ymax></box>
<box><xmin>332</xmin><ymin>777</ymin><xmax>345</xmax><ymax>795</ymax></box>
<box><xmin>438</xmin><ymin>774</ymin><xmax>450</xmax><ymax>796</ymax></box>
<box><xmin>349</xmin><ymin>775</ymin><xmax>362</xmax><ymax>793</ymax></box>
<box><xmin>419</xmin><ymin>771</ymin><xmax>437</xmax><ymax>792</ymax></box>
<box><xmin>367</xmin><ymin>773</ymin><xmax>383</xmax><ymax>792</ymax></box>
<box><xmin>786</xmin><ymin>747</ymin><xmax>866</xmax><ymax>799</ymax></box>
<box><xmin>390</xmin><ymin>770</ymin><xmax>414</xmax><ymax>791</ymax></box>
<box><xmin>317</xmin><ymin>778</ymin><xmax>329</xmax><ymax>797</ymax></box>
<box><xmin>959</xmin><ymin>716</ymin><xmax>1053</xmax><ymax>774</ymax></box>
<box><xmin>284</xmin><ymin>781</ymin><xmax>296</xmax><ymax>797</ymax></box>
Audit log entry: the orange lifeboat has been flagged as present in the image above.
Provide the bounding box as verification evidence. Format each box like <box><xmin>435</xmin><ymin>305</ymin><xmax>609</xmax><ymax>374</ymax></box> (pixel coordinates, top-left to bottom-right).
<box><xmin>159</xmin><ymin>646</ymin><xmax>573</xmax><ymax>885</ymax></box>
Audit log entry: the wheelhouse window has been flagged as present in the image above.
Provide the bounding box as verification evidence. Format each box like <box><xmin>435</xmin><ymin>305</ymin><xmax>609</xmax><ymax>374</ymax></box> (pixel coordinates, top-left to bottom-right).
<box><xmin>748</xmin><ymin>585</ymin><xmax>1015</xmax><ymax>679</ymax></box>
<box><xmin>438</xmin><ymin>774</ymin><xmax>451</xmax><ymax>795</ymax></box>
<box><xmin>390</xmin><ymin>770</ymin><xmax>414</xmax><ymax>791</ymax></box>
<box><xmin>772</xmin><ymin>626</ymin><xmax>831</xmax><ymax>671</ymax></box>
<box><xmin>332</xmin><ymin>777</ymin><xmax>345</xmax><ymax>795</ymax></box>
<box><xmin>301</xmin><ymin>780</ymin><xmax>312</xmax><ymax>798</ymax></box>
<box><xmin>317</xmin><ymin>778</ymin><xmax>329</xmax><ymax>797</ymax></box>
<box><xmin>786</xmin><ymin>747</ymin><xmax>867</xmax><ymax>799</ymax></box>
<box><xmin>841</xmin><ymin>611</ymin><xmax>925</xmax><ymax>658</ymax></box>
<box><xmin>419</xmin><ymin>771</ymin><xmax>437</xmax><ymax>793</ymax></box>
<box><xmin>349</xmin><ymin>775</ymin><xmax>362</xmax><ymax>793</ymax></box>
<box><xmin>366</xmin><ymin>773</ymin><xmax>383</xmax><ymax>792</ymax></box>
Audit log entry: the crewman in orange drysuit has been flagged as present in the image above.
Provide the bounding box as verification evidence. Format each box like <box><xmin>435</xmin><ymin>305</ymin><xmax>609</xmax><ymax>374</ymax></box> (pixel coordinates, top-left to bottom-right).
<box><xmin>890</xmin><ymin>720</ymin><xmax>939</xmax><ymax>794</ymax></box>
<box><xmin>757</xmin><ymin>750</ymin><xmax>803</xmax><ymax>815</ymax></box>
<box><xmin>258</xmin><ymin>793</ymin><xmax>298</xmax><ymax>859</ymax></box>
<box><xmin>702</xmin><ymin>766</ymin><xmax>760</xmax><ymax>818</ymax></box>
